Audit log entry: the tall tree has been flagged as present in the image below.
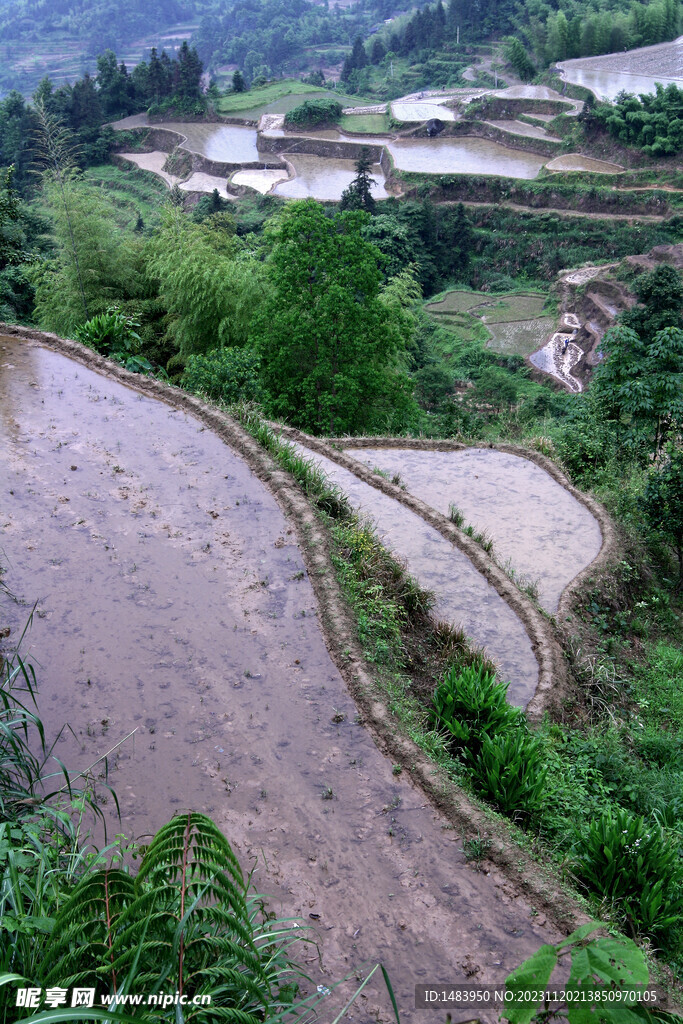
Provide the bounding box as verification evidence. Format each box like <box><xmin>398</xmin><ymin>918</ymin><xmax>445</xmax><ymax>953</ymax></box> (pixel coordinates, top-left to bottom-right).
<box><xmin>251</xmin><ymin>200</ymin><xmax>415</xmax><ymax>435</ymax></box>
<box><xmin>29</xmin><ymin>102</ymin><xmax>139</xmax><ymax>334</ymax></box>
<box><xmin>339</xmin><ymin>148</ymin><xmax>377</xmax><ymax>214</ymax></box>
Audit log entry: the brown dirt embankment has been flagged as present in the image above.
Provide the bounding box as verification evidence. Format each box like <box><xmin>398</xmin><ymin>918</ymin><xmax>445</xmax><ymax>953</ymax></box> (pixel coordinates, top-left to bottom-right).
<box><xmin>405</xmin><ymin>119</ymin><xmax>561</xmax><ymax>157</ymax></box>
<box><xmin>0</xmin><ymin>321</ymin><xmax>590</xmax><ymax>937</ymax></box>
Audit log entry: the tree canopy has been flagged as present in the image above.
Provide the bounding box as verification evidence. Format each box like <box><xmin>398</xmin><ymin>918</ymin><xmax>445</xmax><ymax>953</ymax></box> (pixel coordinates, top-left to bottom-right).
<box><xmin>251</xmin><ymin>199</ymin><xmax>415</xmax><ymax>435</ymax></box>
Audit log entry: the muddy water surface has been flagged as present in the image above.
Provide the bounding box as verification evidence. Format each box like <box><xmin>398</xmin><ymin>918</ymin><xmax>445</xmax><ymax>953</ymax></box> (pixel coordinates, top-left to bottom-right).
<box><xmin>557</xmin><ymin>37</ymin><xmax>683</xmax><ymax>100</ymax></box>
<box><xmin>289</xmin><ymin>442</ymin><xmax>539</xmax><ymax>705</ymax></box>
<box><xmin>0</xmin><ymin>337</ymin><xmax>560</xmax><ymax>1022</ymax></box>
<box><xmin>272</xmin><ymin>154</ymin><xmax>390</xmax><ymax>200</ymax></box>
<box><xmin>387</xmin><ymin>136</ymin><xmax>546</xmax><ymax>177</ymax></box>
<box><xmin>345</xmin><ymin>448</ymin><xmax>602</xmax><ymax>613</ymax></box>
<box><xmin>160</xmin><ymin>122</ymin><xmax>260</xmax><ymax>162</ymax></box>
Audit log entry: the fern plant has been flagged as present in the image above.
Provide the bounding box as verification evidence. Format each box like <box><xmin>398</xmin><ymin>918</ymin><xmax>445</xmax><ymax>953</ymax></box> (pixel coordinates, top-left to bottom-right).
<box><xmin>42</xmin><ymin>812</ymin><xmax>298</xmax><ymax>1021</ymax></box>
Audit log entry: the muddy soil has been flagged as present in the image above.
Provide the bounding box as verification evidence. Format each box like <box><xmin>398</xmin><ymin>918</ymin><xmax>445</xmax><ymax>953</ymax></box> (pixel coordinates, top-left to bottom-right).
<box><xmin>0</xmin><ymin>337</ymin><xmax>562</xmax><ymax>1022</ymax></box>
<box><xmin>345</xmin><ymin>449</ymin><xmax>602</xmax><ymax>614</ymax></box>
<box><xmin>288</xmin><ymin>441</ymin><xmax>539</xmax><ymax>706</ymax></box>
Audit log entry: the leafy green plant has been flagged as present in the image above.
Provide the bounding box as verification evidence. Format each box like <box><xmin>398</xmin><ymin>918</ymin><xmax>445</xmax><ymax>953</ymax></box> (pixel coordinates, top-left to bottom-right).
<box><xmin>571</xmin><ymin>807</ymin><xmax>683</xmax><ymax>941</ymax></box>
<box><xmin>430</xmin><ymin>663</ymin><xmax>520</xmax><ymax>761</ymax></box>
<box><xmin>75</xmin><ymin>307</ymin><xmax>151</xmax><ymax>373</ymax></box>
<box><xmin>472</xmin><ymin>729</ymin><xmax>547</xmax><ymax>819</ymax></box>
<box><xmin>503</xmin><ymin>922</ymin><xmax>653</xmax><ymax>1024</ymax></box>
<box><xmin>39</xmin><ymin>812</ymin><xmax>295</xmax><ymax>1021</ymax></box>
<box><xmin>283</xmin><ymin>97</ymin><xmax>343</xmax><ymax>129</ymax></box>
<box><xmin>182</xmin><ymin>347</ymin><xmax>264</xmax><ymax>406</ymax></box>
<box><xmin>430</xmin><ymin>664</ymin><xmax>546</xmax><ymax>819</ymax></box>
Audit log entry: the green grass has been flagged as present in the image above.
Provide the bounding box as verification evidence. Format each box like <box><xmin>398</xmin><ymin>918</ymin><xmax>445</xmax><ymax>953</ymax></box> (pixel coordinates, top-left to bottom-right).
<box><xmin>427</xmin><ymin>289</ymin><xmax>547</xmax><ymax>322</ymax></box>
<box><xmin>216</xmin><ymin>80</ymin><xmax>369</xmax><ymax>120</ymax></box>
<box><xmin>216</xmin><ymin>79</ymin><xmax>324</xmax><ymax>116</ymax></box>
<box><xmin>632</xmin><ymin>641</ymin><xmax>683</xmax><ymax>732</ymax></box>
<box><xmin>82</xmin><ymin>164</ymin><xmax>168</xmax><ymax>230</ymax></box>
<box><xmin>339</xmin><ymin>113</ymin><xmax>391</xmax><ymax>134</ymax></box>
<box><xmin>426</xmin><ymin>290</ymin><xmax>491</xmax><ymax>314</ymax></box>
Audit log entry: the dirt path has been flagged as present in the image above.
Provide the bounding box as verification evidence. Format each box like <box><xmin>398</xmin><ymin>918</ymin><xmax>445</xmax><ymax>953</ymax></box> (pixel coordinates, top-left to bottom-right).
<box><xmin>0</xmin><ymin>335</ymin><xmax>570</xmax><ymax>1023</ymax></box>
<box><xmin>444</xmin><ymin>199</ymin><xmax>668</xmax><ymax>222</ymax></box>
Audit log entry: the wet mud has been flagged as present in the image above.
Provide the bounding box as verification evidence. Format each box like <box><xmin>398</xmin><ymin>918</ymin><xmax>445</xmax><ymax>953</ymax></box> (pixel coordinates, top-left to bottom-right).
<box><xmin>0</xmin><ymin>336</ymin><xmax>565</xmax><ymax>1022</ymax></box>
<box><xmin>344</xmin><ymin>448</ymin><xmax>603</xmax><ymax>614</ymax></box>
<box><xmin>288</xmin><ymin>441</ymin><xmax>539</xmax><ymax>706</ymax></box>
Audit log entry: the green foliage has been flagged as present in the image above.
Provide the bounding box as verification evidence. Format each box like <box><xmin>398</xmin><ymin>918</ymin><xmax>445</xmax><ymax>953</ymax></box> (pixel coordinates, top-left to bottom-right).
<box><xmin>147</xmin><ymin>208</ymin><xmax>266</xmax><ymax>362</ymax></box>
<box><xmin>283</xmin><ymin>97</ymin><xmax>343</xmax><ymax>129</ymax></box>
<box><xmin>28</xmin><ymin>105</ymin><xmax>143</xmax><ymax>335</ymax></box>
<box><xmin>40</xmin><ymin>812</ymin><xmax>292</xmax><ymax>1019</ymax></box>
<box><xmin>473</xmin><ymin>729</ymin><xmax>547</xmax><ymax>817</ymax></box>
<box><xmin>431</xmin><ymin>663</ymin><xmax>516</xmax><ymax>759</ymax></box>
<box><xmin>340</xmin><ymin>148</ymin><xmax>377</xmax><ymax>215</ymax></box>
<box><xmin>642</xmin><ymin>444</ymin><xmax>683</xmax><ymax>585</ymax></box>
<box><xmin>571</xmin><ymin>807</ymin><xmax>683</xmax><ymax>941</ymax></box>
<box><xmin>251</xmin><ymin>199</ymin><xmax>416</xmax><ymax>435</ymax></box>
<box><xmin>593</xmin><ymin>83</ymin><xmax>683</xmax><ymax>156</ymax></box>
<box><xmin>75</xmin><ymin>306</ymin><xmax>151</xmax><ymax>372</ymax></box>
<box><xmin>503</xmin><ymin>37</ymin><xmax>536</xmax><ymax>82</ymax></box>
<box><xmin>504</xmin><ymin>922</ymin><xmax>650</xmax><ymax>1024</ymax></box>
<box><xmin>430</xmin><ymin>664</ymin><xmax>546</xmax><ymax>819</ymax></box>
<box><xmin>592</xmin><ymin>324</ymin><xmax>683</xmax><ymax>453</ymax></box>
<box><xmin>182</xmin><ymin>347</ymin><xmax>264</xmax><ymax>405</ymax></box>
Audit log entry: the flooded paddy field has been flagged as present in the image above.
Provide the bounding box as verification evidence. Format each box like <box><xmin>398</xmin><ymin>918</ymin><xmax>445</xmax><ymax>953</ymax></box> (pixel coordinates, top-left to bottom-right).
<box><xmin>156</xmin><ymin>121</ymin><xmax>261</xmax><ymax>162</ymax></box>
<box><xmin>485</xmin><ymin>316</ymin><xmax>555</xmax><ymax>355</ymax></box>
<box><xmin>557</xmin><ymin>36</ymin><xmax>683</xmax><ymax>101</ymax></box>
<box><xmin>344</xmin><ymin>447</ymin><xmax>603</xmax><ymax>614</ymax></box>
<box><xmin>272</xmin><ymin>154</ymin><xmax>390</xmax><ymax>200</ymax></box>
<box><xmin>387</xmin><ymin>136</ymin><xmax>547</xmax><ymax>178</ymax></box>
<box><xmin>546</xmin><ymin>154</ymin><xmax>624</xmax><ymax>174</ymax></box>
<box><xmin>0</xmin><ymin>335</ymin><xmax>562</xmax><ymax>1020</ymax></box>
<box><xmin>232</xmin><ymin>167</ymin><xmax>290</xmax><ymax>193</ymax></box>
<box><xmin>289</xmin><ymin>441</ymin><xmax>539</xmax><ymax>706</ymax></box>
<box><xmin>391</xmin><ymin>99</ymin><xmax>457</xmax><ymax>121</ymax></box>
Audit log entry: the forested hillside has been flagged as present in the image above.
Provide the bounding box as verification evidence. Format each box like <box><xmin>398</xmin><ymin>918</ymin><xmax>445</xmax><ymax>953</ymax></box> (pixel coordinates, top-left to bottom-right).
<box><xmin>0</xmin><ymin>0</ymin><xmax>195</xmax><ymax>52</ymax></box>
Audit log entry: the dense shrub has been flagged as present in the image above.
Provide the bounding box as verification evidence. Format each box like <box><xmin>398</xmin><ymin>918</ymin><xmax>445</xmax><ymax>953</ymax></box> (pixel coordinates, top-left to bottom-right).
<box><xmin>284</xmin><ymin>97</ymin><xmax>343</xmax><ymax>129</ymax></box>
<box><xmin>181</xmin><ymin>347</ymin><xmax>264</xmax><ymax>405</ymax></box>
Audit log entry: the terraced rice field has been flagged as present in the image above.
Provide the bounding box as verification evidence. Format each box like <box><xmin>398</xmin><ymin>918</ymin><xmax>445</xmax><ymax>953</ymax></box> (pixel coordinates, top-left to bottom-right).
<box><xmin>1</xmin><ymin>333</ymin><xmax>573</xmax><ymax>1021</ymax></box>
<box><xmin>343</xmin><ymin>447</ymin><xmax>603</xmax><ymax>613</ymax></box>
<box><xmin>426</xmin><ymin>290</ymin><xmax>554</xmax><ymax>355</ymax></box>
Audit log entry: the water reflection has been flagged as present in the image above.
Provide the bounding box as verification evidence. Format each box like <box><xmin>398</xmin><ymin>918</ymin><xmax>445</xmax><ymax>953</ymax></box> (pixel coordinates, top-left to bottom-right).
<box><xmin>273</xmin><ymin>155</ymin><xmax>390</xmax><ymax>200</ymax></box>
<box><xmin>388</xmin><ymin>135</ymin><xmax>546</xmax><ymax>178</ymax></box>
